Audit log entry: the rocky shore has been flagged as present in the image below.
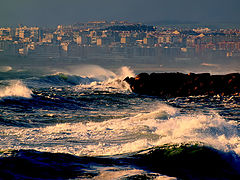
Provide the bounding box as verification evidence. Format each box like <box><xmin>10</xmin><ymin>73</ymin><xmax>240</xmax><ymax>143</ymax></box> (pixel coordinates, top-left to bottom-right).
<box><xmin>124</xmin><ymin>72</ymin><xmax>240</xmax><ymax>97</ymax></box>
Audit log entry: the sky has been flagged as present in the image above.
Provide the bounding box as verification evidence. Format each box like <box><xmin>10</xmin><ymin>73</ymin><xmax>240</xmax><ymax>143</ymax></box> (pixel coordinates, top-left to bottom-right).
<box><xmin>1</xmin><ymin>0</ymin><xmax>240</xmax><ymax>26</ymax></box>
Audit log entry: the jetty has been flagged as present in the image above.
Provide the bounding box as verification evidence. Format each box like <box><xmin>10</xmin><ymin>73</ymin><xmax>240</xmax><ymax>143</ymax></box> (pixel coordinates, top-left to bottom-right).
<box><xmin>124</xmin><ymin>72</ymin><xmax>240</xmax><ymax>97</ymax></box>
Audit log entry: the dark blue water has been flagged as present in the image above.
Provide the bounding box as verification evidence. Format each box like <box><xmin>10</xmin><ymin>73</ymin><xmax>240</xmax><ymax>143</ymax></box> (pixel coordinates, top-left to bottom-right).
<box><xmin>1</xmin><ymin>65</ymin><xmax>240</xmax><ymax>179</ymax></box>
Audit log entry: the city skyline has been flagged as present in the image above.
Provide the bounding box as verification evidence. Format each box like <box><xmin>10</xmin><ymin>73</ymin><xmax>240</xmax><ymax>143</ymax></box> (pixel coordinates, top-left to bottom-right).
<box><xmin>1</xmin><ymin>21</ymin><xmax>240</xmax><ymax>60</ymax></box>
<box><xmin>1</xmin><ymin>0</ymin><xmax>240</xmax><ymax>26</ymax></box>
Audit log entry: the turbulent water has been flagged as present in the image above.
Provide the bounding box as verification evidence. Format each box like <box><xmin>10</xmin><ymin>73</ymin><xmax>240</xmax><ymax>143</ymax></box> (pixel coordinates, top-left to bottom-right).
<box><xmin>1</xmin><ymin>64</ymin><xmax>240</xmax><ymax>180</ymax></box>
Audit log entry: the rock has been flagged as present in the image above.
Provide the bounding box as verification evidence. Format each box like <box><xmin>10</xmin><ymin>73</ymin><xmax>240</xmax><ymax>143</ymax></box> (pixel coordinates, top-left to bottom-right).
<box><xmin>124</xmin><ymin>72</ymin><xmax>240</xmax><ymax>97</ymax></box>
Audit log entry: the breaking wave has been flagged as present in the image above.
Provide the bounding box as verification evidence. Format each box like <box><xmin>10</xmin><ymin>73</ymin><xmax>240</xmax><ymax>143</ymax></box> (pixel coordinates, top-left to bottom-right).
<box><xmin>1</xmin><ymin>64</ymin><xmax>240</xmax><ymax>179</ymax></box>
<box><xmin>26</xmin><ymin>73</ymin><xmax>98</xmax><ymax>87</ymax></box>
<box><xmin>0</xmin><ymin>80</ymin><xmax>32</xmax><ymax>98</ymax></box>
<box><xmin>75</xmin><ymin>66</ymin><xmax>135</xmax><ymax>92</ymax></box>
<box><xmin>1</xmin><ymin>102</ymin><xmax>240</xmax><ymax>157</ymax></box>
<box><xmin>25</xmin><ymin>66</ymin><xmax>135</xmax><ymax>91</ymax></box>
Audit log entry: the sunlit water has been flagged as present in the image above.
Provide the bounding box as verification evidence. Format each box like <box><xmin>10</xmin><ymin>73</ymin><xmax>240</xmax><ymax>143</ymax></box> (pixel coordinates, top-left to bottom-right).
<box><xmin>0</xmin><ymin>65</ymin><xmax>240</xmax><ymax>179</ymax></box>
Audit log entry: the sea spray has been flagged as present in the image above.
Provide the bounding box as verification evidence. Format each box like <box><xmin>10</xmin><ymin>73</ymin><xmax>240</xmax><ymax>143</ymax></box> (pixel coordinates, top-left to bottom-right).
<box><xmin>75</xmin><ymin>66</ymin><xmax>135</xmax><ymax>92</ymax></box>
<box><xmin>0</xmin><ymin>63</ymin><xmax>240</xmax><ymax>179</ymax></box>
<box><xmin>0</xmin><ymin>80</ymin><xmax>32</xmax><ymax>98</ymax></box>
<box><xmin>54</xmin><ymin>64</ymin><xmax>116</xmax><ymax>81</ymax></box>
<box><xmin>38</xmin><ymin>65</ymin><xmax>135</xmax><ymax>90</ymax></box>
<box><xmin>2</xmin><ymin>101</ymin><xmax>239</xmax><ymax>157</ymax></box>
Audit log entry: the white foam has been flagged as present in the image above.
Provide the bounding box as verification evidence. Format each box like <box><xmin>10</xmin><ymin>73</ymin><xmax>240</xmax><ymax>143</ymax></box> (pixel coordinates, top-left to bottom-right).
<box><xmin>1</xmin><ymin>102</ymin><xmax>239</xmax><ymax>156</ymax></box>
<box><xmin>75</xmin><ymin>66</ymin><xmax>135</xmax><ymax>93</ymax></box>
<box><xmin>0</xmin><ymin>80</ymin><xmax>32</xmax><ymax>98</ymax></box>
<box><xmin>153</xmin><ymin>111</ymin><xmax>240</xmax><ymax>152</ymax></box>
<box><xmin>0</xmin><ymin>66</ymin><xmax>12</xmax><ymax>72</ymax></box>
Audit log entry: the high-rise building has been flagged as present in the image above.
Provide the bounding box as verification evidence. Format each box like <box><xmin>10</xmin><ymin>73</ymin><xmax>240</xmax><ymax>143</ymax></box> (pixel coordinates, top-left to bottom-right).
<box><xmin>15</xmin><ymin>26</ymin><xmax>40</xmax><ymax>41</ymax></box>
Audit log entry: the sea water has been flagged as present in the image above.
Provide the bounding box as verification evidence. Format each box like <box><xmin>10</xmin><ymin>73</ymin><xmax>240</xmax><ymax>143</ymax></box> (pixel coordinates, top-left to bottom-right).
<box><xmin>0</xmin><ymin>64</ymin><xmax>240</xmax><ymax>179</ymax></box>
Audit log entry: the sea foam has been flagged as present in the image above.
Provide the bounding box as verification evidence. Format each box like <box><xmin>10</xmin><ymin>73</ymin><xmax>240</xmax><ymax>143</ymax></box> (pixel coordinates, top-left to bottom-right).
<box><xmin>1</xmin><ymin>102</ymin><xmax>239</xmax><ymax>157</ymax></box>
<box><xmin>75</xmin><ymin>66</ymin><xmax>135</xmax><ymax>92</ymax></box>
<box><xmin>0</xmin><ymin>80</ymin><xmax>32</xmax><ymax>98</ymax></box>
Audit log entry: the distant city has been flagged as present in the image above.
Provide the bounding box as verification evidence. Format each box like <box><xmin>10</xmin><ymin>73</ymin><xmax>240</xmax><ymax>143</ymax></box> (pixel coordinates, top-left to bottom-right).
<box><xmin>0</xmin><ymin>20</ymin><xmax>240</xmax><ymax>60</ymax></box>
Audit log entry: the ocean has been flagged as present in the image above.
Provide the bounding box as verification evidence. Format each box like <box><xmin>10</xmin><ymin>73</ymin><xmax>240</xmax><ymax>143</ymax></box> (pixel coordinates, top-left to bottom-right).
<box><xmin>0</xmin><ymin>61</ymin><xmax>240</xmax><ymax>180</ymax></box>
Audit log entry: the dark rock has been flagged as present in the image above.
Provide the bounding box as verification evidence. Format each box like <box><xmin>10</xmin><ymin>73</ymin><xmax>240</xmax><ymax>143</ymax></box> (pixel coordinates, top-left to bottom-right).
<box><xmin>124</xmin><ymin>72</ymin><xmax>240</xmax><ymax>97</ymax></box>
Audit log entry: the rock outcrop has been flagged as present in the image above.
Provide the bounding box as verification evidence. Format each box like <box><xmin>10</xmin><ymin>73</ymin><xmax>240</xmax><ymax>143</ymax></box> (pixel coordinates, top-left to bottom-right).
<box><xmin>124</xmin><ymin>72</ymin><xmax>240</xmax><ymax>97</ymax></box>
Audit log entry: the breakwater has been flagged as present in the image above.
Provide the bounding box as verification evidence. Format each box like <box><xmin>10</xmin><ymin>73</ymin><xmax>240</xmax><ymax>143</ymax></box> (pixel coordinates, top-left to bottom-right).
<box><xmin>124</xmin><ymin>72</ymin><xmax>240</xmax><ymax>97</ymax></box>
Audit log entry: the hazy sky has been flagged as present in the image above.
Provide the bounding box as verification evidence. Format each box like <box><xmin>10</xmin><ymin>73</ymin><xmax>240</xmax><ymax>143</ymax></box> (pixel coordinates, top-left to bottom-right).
<box><xmin>1</xmin><ymin>0</ymin><xmax>240</xmax><ymax>26</ymax></box>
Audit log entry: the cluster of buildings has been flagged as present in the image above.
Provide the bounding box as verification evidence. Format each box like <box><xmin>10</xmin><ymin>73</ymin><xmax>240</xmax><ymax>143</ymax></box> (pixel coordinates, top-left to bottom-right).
<box><xmin>0</xmin><ymin>21</ymin><xmax>240</xmax><ymax>59</ymax></box>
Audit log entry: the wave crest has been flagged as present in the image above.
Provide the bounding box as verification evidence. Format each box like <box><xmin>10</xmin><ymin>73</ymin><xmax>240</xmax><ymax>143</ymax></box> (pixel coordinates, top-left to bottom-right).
<box><xmin>0</xmin><ymin>80</ymin><xmax>32</xmax><ymax>98</ymax></box>
<box><xmin>75</xmin><ymin>66</ymin><xmax>135</xmax><ymax>92</ymax></box>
